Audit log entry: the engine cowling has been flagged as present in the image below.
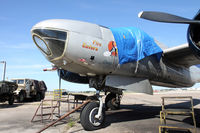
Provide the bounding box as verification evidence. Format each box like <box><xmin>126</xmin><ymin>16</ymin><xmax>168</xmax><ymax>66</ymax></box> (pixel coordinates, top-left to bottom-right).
<box><xmin>187</xmin><ymin>10</ymin><xmax>200</xmax><ymax>58</ymax></box>
<box><xmin>58</xmin><ymin>69</ymin><xmax>89</xmax><ymax>84</ymax></box>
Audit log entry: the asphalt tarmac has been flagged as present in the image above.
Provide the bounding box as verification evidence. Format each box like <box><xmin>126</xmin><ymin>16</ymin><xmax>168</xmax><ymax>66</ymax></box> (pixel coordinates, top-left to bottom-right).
<box><xmin>0</xmin><ymin>91</ymin><xmax>199</xmax><ymax>133</ymax></box>
<box><xmin>68</xmin><ymin>91</ymin><xmax>200</xmax><ymax>133</ymax></box>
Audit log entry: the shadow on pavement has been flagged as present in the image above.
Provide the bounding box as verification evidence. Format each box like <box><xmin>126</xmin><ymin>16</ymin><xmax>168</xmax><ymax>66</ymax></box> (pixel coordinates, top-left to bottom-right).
<box><xmin>0</xmin><ymin>103</ymin><xmax>24</xmax><ymax>108</ymax></box>
<box><xmin>104</xmin><ymin>98</ymin><xmax>200</xmax><ymax>129</ymax></box>
<box><xmin>0</xmin><ymin>98</ymin><xmax>43</xmax><ymax>108</ymax></box>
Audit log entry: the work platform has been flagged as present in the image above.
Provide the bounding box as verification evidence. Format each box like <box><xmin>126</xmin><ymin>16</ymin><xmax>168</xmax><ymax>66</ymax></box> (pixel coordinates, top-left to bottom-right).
<box><xmin>159</xmin><ymin>96</ymin><xmax>196</xmax><ymax>133</ymax></box>
<box><xmin>31</xmin><ymin>92</ymin><xmax>89</xmax><ymax>123</ymax></box>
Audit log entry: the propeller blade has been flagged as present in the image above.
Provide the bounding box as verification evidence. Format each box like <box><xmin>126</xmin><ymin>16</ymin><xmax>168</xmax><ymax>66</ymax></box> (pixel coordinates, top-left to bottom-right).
<box><xmin>138</xmin><ymin>11</ymin><xmax>200</xmax><ymax>24</ymax></box>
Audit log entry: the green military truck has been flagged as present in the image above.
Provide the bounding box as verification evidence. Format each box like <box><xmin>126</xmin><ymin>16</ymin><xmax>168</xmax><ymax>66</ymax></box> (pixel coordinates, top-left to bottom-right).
<box><xmin>0</xmin><ymin>81</ymin><xmax>18</xmax><ymax>105</ymax></box>
<box><xmin>11</xmin><ymin>79</ymin><xmax>47</xmax><ymax>102</ymax></box>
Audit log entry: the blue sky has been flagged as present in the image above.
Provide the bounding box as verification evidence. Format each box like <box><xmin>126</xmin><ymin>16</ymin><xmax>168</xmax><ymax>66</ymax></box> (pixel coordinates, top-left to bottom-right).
<box><xmin>0</xmin><ymin>0</ymin><xmax>200</xmax><ymax>91</ymax></box>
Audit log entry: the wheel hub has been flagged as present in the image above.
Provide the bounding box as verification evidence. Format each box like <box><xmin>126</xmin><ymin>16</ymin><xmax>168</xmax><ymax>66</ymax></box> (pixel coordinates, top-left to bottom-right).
<box><xmin>89</xmin><ymin>107</ymin><xmax>103</xmax><ymax>126</ymax></box>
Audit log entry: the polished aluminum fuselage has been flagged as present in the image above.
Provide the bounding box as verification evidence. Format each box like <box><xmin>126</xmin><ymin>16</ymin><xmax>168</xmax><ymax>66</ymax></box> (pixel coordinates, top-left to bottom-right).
<box><xmin>31</xmin><ymin>19</ymin><xmax>200</xmax><ymax>89</ymax></box>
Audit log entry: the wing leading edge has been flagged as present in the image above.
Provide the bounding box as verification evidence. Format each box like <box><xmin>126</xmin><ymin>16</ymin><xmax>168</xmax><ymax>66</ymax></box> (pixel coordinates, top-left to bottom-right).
<box><xmin>163</xmin><ymin>43</ymin><xmax>200</xmax><ymax>67</ymax></box>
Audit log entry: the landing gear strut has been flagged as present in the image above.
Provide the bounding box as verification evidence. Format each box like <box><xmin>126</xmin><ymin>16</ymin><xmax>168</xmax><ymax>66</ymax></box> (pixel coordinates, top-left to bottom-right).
<box><xmin>80</xmin><ymin>91</ymin><xmax>105</xmax><ymax>131</ymax></box>
<box><xmin>105</xmin><ymin>93</ymin><xmax>121</xmax><ymax>110</ymax></box>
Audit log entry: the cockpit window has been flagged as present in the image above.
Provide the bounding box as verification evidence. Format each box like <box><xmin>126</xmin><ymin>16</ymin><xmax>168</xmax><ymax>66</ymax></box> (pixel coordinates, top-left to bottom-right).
<box><xmin>33</xmin><ymin>35</ymin><xmax>51</xmax><ymax>55</ymax></box>
<box><xmin>32</xmin><ymin>29</ymin><xmax>67</xmax><ymax>59</ymax></box>
<box><xmin>33</xmin><ymin>29</ymin><xmax>66</xmax><ymax>40</ymax></box>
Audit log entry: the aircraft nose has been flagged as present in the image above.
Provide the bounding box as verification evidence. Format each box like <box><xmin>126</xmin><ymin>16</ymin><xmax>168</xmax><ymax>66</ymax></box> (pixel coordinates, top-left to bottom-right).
<box><xmin>31</xmin><ymin>28</ymin><xmax>67</xmax><ymax>60</ymax></box>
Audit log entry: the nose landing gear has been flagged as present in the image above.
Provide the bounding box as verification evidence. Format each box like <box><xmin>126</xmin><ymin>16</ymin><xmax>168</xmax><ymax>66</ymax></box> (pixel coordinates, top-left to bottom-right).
<box><xmin>80</xmin><ymin>91</ymin><xmax>105</xmax><ymax>131</ymax></box>
<box><xmin>80</xmin><ymin>90</ymin><xmax>122</xmax><ymax>131</ymax></box>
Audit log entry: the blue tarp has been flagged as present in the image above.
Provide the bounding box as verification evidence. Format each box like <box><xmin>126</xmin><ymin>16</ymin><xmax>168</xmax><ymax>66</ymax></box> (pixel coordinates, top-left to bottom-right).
<box><xmin>110</xmin><ymin>27</ymin><xmax>163</xmax><ymax>64</ymax></box>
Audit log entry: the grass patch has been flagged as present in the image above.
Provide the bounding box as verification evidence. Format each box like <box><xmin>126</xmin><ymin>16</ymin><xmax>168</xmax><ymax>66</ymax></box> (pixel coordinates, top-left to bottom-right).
<box><xmin>67</xmin><ymin>118</ymin><xmax>76</xmax><ymax>127</ymax></box>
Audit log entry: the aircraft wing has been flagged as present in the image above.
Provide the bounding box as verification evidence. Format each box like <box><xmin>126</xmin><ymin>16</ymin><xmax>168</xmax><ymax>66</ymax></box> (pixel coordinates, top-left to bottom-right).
<box><xmin>163</xmin><ymin>43</ymin><xmax>200</xmax><ymax>67</ymax></box>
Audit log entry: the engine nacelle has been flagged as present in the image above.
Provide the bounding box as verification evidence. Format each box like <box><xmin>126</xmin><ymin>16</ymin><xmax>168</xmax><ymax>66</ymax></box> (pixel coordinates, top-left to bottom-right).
<box><xmin>58</xmin><ymin>69</ymin><xmax>89</xmax><ymax>84</ymax></box>
<box><xmin>187</xmin><ymin>10</ymin><xmax>200</xmax><ymax>58</ymax></box>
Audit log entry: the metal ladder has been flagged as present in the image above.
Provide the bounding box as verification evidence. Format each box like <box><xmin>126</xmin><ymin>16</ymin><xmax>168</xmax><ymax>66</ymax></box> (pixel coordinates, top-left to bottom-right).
<box><xmin>159</xmin><ymin>96</ymin><xmax>196</xmax><ymax>133</ymax></box>
<box><xmin>31</xmin><ymin>99</ymin><xmax>61</xmax><ymax>123</ymax></box>
<box><xmin>37</xmin><ymin>100</ymin><xmax>91</xmax><ymax>133</ymax></box>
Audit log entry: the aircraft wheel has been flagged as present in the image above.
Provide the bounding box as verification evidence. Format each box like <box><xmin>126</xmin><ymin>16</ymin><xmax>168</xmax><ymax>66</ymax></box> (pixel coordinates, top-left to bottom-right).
<box><xmin>105</xmin><ymin>93</ymin><xmax>120</xmax><ymax>110</ymax></box>
<box><xmin>80</xmin><ymin>102</ymin><xmax>105</xmax><ymax>131</ymax></box>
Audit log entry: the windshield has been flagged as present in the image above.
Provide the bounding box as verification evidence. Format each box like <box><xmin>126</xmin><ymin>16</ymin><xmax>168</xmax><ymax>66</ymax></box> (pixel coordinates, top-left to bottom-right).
<box><xmin>33</xmin><ymin>29</ymin><xmax>66</xmax><ymax>40</ymax></box>
<box><xmin>18</xmin><ymin>80</ymin><xmax>24</xmax><ymax>84</ymax></box>
<box><xmin>12</xmin><ymin>80</ymin><xmax>17</xmax><ymax>83</ymax></box>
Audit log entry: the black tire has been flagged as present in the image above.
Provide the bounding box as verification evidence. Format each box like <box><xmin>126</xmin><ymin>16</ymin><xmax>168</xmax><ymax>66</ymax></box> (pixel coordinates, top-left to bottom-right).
<box><xmin>105</xmin><ymin>93</ymin><xmax>120</xmax><ymax>110</ymax></box>
<box><xmin>80</xmin><ymin>102</ymin><xmax>105</xmax><ymax>131</ymax></box>
<box><xmin>8</xmin><ymin>95</ymin><xmax>14</xmax><ymax>105</ymax></box>
<box><xmin>17</xmin><ymin>92</ymin><xmax>24</xmax><ymax>102</ymax></box>
<box><xmin>35</xmin><ymin>93</ymin><xmax>41</xmax><ymax>101</ymax></box>
<box><xmin>41</xmin><ymin>92</ymin><xmax>45</xmax><ymax>100</ymax></box>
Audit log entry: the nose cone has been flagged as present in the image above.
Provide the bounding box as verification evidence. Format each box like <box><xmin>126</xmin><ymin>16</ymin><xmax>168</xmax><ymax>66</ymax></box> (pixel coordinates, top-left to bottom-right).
<box><xmin>31</xmin><ymin>19</ymin><xmax>71</xmax><ymax>30</ymax></box>
<box><xmin>31</xmin><ymin>21</ymin><xmax>67</xmax><ymax>60</ymax></box>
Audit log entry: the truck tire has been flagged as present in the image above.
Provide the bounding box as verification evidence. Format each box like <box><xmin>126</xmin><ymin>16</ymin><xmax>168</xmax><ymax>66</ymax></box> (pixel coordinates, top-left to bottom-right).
<box><xmin>8</xmin><ymin>95</ymin><xmax>14</xmax><ymax>105</ymax></box>
<box><xmin>35</xmin><ymin>93</ymin><xmax>41</xmax><ymax>101</ymax></box>
<box><xmin>17</xmin><ymin>92</ymin><xmax>25</xmax><ymax>102</ymax></box>
<box><xmin>41</xmin><ymin>92</ymin><xmax>45</xmax><ymax>100</ymax></box>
